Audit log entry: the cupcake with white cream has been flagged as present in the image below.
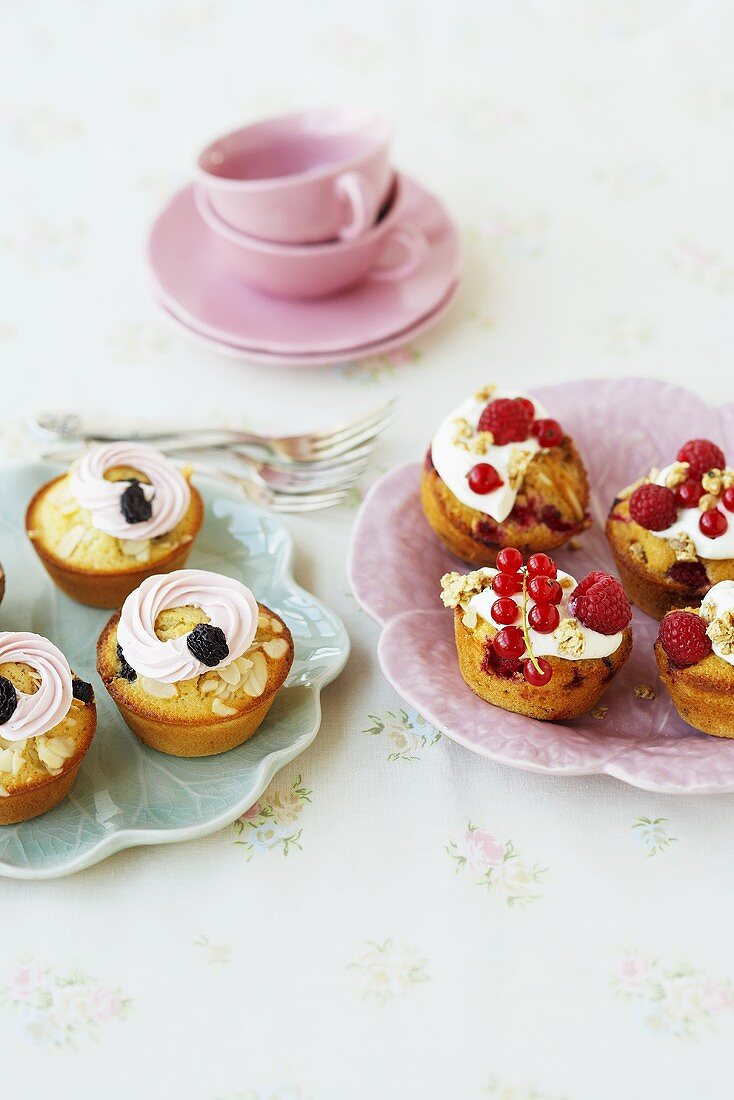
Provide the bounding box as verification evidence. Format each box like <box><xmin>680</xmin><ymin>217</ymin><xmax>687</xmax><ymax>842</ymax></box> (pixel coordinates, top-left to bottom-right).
<box><xmin>26</xmin><ymin>442</ymin><xmax>204</xmax><ymax>608</ymax></box>
<box><xmin>97</xmin><ymin>569</ymin><xmax>293</xmax><ymax>757</ymax></box>
<box><xmin>421</xmin><ymin>385</ymin><xmax>590</xmax><ymax>566</ymax></box>
<box><xmin>0</xmin><ymin>632</ymin><xmax>96</xmax><ymax>824</ymax></box>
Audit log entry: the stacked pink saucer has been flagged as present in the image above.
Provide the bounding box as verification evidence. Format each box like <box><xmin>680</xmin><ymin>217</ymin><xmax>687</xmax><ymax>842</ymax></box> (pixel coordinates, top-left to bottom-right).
<box><xmin>146</xmin><ymin>109</ymin><xmax>461</xmax><ymax>367</ymax></box>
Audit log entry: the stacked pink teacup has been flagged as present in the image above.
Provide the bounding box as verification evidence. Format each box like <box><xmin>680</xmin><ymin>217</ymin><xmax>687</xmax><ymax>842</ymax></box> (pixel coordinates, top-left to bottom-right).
<box><xmin>147</xmin><ymin>108</ymin><xmax>461</xmax><ymax>366</ymax></box>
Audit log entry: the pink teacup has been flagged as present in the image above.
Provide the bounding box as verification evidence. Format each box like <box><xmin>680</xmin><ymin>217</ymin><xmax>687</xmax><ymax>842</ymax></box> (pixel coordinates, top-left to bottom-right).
<box><xmin>195</xmin><ymin>109</ymin><xmax>392</xmax><ymax>244</ymax></box>
<box><xmin>194</xmin><ymin>174</ymin><xmax>429</xmax><ymax>300</ymax></box>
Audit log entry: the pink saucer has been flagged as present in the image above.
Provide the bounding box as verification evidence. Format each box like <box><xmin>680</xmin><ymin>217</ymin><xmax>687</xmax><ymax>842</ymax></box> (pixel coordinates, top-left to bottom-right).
<box><xmin>145</xmin><ymin>176</ymin><xmax>460</xmax><ymax>357</ymax></box>
<box><xmin>151</xmin><ymin>279</ymin><xmax>459</xmax><ymax>367</ymax></box>
<box><xmin>348</xmin><ymin>378</ymin><xmax>734</xmax><ymax>794</ymax></box>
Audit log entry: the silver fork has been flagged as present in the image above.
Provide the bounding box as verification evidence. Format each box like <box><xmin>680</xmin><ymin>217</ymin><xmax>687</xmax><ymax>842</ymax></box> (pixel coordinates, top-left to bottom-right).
<box><xmin>30</xmin><ymin>400</ymin><xmax>398</xmax><ymax>463</ymax></box>
<box><xmin>194</xmin><ymin>464</ymin><xmax>358</xmax><ymax>512</ymax></box>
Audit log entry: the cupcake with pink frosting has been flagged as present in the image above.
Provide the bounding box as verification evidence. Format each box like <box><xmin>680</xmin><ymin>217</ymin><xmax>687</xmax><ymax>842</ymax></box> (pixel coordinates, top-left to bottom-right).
<box><xmin>0</xmin><ymin>632</ymin><xmax>96</xmax><ymax>824</ymax></box>
<box><xmin>97</xmin><ymin>569</ymin><xmax>293</xmax><ymax>757</ymax></box>
<box><xmin>26</xmin><ymin>442</ymin><xmax>204</xmax><ymax>608</ymax></box>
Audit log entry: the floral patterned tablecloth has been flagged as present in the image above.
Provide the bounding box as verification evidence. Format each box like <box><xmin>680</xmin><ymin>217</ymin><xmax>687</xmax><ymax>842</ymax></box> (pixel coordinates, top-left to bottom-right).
<box><xmin>1</xmin><ymin>2</ymin><xmax>734</xmax><ymax>1098</ymax></box>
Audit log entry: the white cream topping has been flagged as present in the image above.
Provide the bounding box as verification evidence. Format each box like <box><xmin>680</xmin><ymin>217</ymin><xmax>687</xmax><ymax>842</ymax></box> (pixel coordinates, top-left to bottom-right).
<box><xmin>69</xmin><ymin>442</ymin><xmax>191</xmax><ymax>541</ymax></box>
<box><xmin>117</xmin><ymin>569</ymin><xmax>258</xmax><ymax>683</ymax></box>
<box><xmin>0</xmin><ymin>633</ymin><xmax>73</xmax><ymax>741</ymax></box>
<box><xmin>430</xmin><ymin>389</ymin><xmax>549</xmax><ymax>523</ymax></box>
<box><xmin>651</xmin><ymin>463</ymin><xmax>734</xmax><ymax>560</ymax></box>
<box><xmin>701</xmin><ymin>580</ymin><xmax>734</xmax><ymax>667</ymax></box>
<box><xmin>467</xmin><ymin>568</ymin><xmax>625</xmax><ymax>661</ymax></box>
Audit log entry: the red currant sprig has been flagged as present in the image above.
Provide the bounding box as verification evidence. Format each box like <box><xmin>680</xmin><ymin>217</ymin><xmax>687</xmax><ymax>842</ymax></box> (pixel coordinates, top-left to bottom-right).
<box><xmin>490</xmin><ymin>546</ymin><xmax>555</xmax><ymax>686</ymax></box>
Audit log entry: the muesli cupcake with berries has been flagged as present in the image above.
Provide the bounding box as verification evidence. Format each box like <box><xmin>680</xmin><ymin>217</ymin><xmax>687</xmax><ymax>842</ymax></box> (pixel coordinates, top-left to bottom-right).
<box><xmin>0</xmin><ymin>632</ymin><xmax>96</xmax><ymax>824</ymax></box>
<box><xmin>422</xmin><ymin>385</ymin><xmax>590</xmax><ymax>566</ymax></box>
<box><xmin>27</xmin><ymin>443</ymin><xmax>204</xmax><ymax>609</ymax></box>
<box><xmin>440</xmin><ymin>548</ymin><xmax>632</xmax><ymax>720</ymax></box>
<box><xmin>606</xmin><ymin>438</ymin><xmax>734</xmax><ymax>619</ymax></box>
<box><xmin>655</xmin><ymin>581</ymin><xmax>734</xmax><ymax>738</ymax></box>
<box><xmin>97</xmin><ymin>569</ymin><xmax>293</xmax><ymax>757</ymax></box>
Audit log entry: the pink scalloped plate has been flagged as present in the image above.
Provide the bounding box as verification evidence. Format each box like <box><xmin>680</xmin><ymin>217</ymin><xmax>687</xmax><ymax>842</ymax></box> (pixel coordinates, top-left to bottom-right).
<box><xmin>348</xmin><ymin>378</ymin><xmax>734</xmax><ymax>794</ymax></box>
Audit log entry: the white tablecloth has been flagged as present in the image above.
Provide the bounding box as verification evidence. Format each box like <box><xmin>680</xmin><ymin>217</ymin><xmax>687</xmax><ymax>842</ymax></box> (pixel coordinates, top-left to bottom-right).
<box><xmin>2</xmin><ymin>3</ymin><xmax>734</xmax><ymax>1098</ymax></box>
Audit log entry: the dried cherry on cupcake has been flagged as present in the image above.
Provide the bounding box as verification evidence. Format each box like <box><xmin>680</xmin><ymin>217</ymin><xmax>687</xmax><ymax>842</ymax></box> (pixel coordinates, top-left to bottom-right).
<box><xmin>26</xmin><ymin>443</ymin><xmax>204</xmax><ymax>609</ymax></box>
<box><xmin>97</xmin><ymin>569</ymin><xmax>294</xmax><ymax>757</ymax></box>
<box><xmin>440</xmin><ymin>548</ymin><xmax>632</xmax><ymax>721</ymax></box>
<box><xmin>606</xmin><ymin>438</ymin><xmax>734</xmax><ymax>619</ymax></box>
<box><xmin>654</xmin><ymin>581</ymin><xmax>734</xmax><ymax>738</ymax></box>
<box><xmin>0</xmin><ymin>632</ymin><xmax>96</xmax><ymax>824</ymax></box>
<box><xmin>421</xmin><ymin>384</ymin><xmax>590</xmax><ymax>566</ymax></box>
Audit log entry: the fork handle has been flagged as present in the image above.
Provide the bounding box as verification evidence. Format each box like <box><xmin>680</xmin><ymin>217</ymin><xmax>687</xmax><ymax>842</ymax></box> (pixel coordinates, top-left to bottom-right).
<box><xmin>30</xmin><ymin>415</ymin><xmax>269</xmax><ymax>452</ymax></box>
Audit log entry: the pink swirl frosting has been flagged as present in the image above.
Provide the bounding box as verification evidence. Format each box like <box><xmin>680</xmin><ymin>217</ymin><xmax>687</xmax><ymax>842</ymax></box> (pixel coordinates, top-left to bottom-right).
<box><xmin>0</xmin><ymin>633</ymin><xmax>73</xmax><ymax>742</ymax></box>
<box><xmin>69</xmin><ymin>443</ymin><xmax>191</xmax><ymax>540</ymax></box>
<box><xmin>117</xmin><ymin>569</ymin><xmax>259</xmax><ymax>683</ymax></box>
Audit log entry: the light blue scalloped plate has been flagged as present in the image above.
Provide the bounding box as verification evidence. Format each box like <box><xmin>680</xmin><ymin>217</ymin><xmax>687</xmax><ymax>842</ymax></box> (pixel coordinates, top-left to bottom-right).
<box><xmin>0</xmin><ymin>464</ymin><xmax>349</xmax><ymax>879</ymax></box>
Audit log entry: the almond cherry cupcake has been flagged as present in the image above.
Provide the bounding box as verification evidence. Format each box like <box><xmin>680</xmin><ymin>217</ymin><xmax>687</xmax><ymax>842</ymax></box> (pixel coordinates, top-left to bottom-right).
<box><xmin>0</xmin><ymin>632</ymin><xmax>96</xmax><ymax>824</ymax></box>
<box><xmin>97</xmin><ymin>569</ymin><xmax>294</xmax><ymax>757</ymax></box>
<box><xmin>606</xmin><ymin>438</ymin><xmax>734</xmax><ymax>619</ymax></box>
<box><xmin>654</xmin><ymin>581</ymin><xmax>734</xmax><ymax>738</ymax></box>
<box><xmin>440</xmin><ymin>548</ymin><xmax>632</xmax><ymax>721</ymax></box>
<box><xmin>27</xmin><ymin>442</ymin><xmax>204</xmax><ymax>609</ymax></box>
<box><xmin>421</xmin><ymin>385</ymin><xmax>590</xmax><ymax>567</ymax></box>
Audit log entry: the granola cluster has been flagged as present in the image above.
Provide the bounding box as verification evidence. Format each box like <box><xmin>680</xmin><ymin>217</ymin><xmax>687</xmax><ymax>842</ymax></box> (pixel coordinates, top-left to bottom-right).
<box><xmin>554</xmin><ymin>617</ymin><xmax>586</xmax><ymax>658</ymax></box>
<box><xmin>440</xmin><ymin>570</ymin><xmax>492</xmax><ymax>609</ymax></box>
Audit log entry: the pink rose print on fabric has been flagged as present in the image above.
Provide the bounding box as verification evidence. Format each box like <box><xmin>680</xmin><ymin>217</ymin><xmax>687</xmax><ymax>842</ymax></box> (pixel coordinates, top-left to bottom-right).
<box><xmin>612</xmin><ymin>951</ymin><xmax>734</xmax><ymax>1039</ymax></box>
<box><xmin>447</xmin><ymin>822</ymin><xmax>547</xmax><ymax>906</ymax></box>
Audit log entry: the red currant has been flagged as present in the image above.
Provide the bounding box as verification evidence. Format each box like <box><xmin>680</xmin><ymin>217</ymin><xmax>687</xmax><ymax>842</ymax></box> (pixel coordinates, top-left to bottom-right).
<box><xmin>528</xmin><ymin>603</ymin><xmax>560</xmax><ymax>633</ymax></box>
<box><xmin>492</xmin><ymin>572</ymin><xmax>522</xmax><ymax>596</ymax></box>
<box><xmin>515</xmin><ymin>397</ymin><xmax>536</xmax><ymax>420</ymax></box>
<box><xmin>496</xmin><ymin>547</ymin><xmax>523</xmax><ymax>574</ymax></box>
<box><xmin>526</xmin><ymin>553</ymin><xmax>557</xmax><ymax>578</ymax></box>
<box><xmin>532</xmin><ymin>419</ymin><xmax>563</xmax><ymax>448</ymax></box>
<box><xmin>699</xmin><ymin>508</ymin><xmax>728</xmax><ymax>538</ymax></box>
<box><xmin>723</xmin><ymin>487</ymin><xmax>734</xmax><ymax>513</ymax></box>
<box><xmin>522</xmin><ymin>657</ymin><xmax>553</xmax><ymax>686</ymax></box>
<box><xmin>467</xmin><ymin>463</ymin><xmax>503</xmax><ymax>495</ymax></box>
<box><xmin>491</xmin><ymin>597</ymin><xmax>519</xmax><ymax>625</ymax></box>
<box><xmin>527</xmin><ymin>576</ymin><xmax>562</xmax><ymax>604</ymax></box>
<box><xmin>676</xmin><ymin>478</ymin><xmax>705</xmax><ymax>509</ymax></box>
<box><xmin>492</xmin><ymin>626</ymin><xmax>526</xmax><ymax>660</ymax></box>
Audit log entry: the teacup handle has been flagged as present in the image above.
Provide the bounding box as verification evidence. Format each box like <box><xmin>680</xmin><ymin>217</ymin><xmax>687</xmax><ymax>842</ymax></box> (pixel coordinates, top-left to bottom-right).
<box><xmin>370</xmin><ymin>223</ymin><xmax>430</xmax><ymax>282</ymax></box>
<box><xmin>335</xmin><ymin>171</ymin><xmax>378</xmax><ymax>240</ymax></box>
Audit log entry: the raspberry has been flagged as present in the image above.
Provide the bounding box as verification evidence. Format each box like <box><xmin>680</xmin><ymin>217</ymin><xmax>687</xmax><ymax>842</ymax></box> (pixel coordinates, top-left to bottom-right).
<box><xmin>120</xmin><ymin>479</ymin><xmax>153</xmax><ymax>525</ymax></box>
<box><xmin>699</xmin><ymin>508</ymin><xmax>728</xmax><ymax>538</ymax></box>
<box><xmin>677</xmin><ymin>439</ymin><xmax>726</xmax><ymax>480</ymax></box>
<box><xmin>522</xmin><ymin>657</ymin><xmax>553</xmax><ymax>686</ymax></box>
<box><xmin>528</xmin><ymin>603</ymin><xmax>560</xmax><ymax>633</ymax></box>
<box><xmin>187</xmin><ymin>624</ymin><xmax>230</xmax><ymax>667</ymax></box>
<box><xmin>467</xmin><ymin>463</ymin><xmax>503</xmax><ymax>494</ymax></box>
<box><xmin>492</xmin><ymin>572</ymin><xmax>522</xmax><ymax>596</ymax></box>
<box><xmin>496</xmin><ymin>547</ymin><xmax>523</xmax><ymax>573</ymax></box>
<box><xmin>532</xmin><ymin>419</ymin><xmax>564</xmax><ymax>448</ymax></box>
<box><xmin>515</xmin><ymin>397</ymin><xmax>536</xmax><ymax>420</ymax></box>
<box><xmin>0</xmin><ymin>676</ymin><xmax>18</xmax><ymax>725</ymax></box>
<box><xmin>658</xmin><ymin>610</ymin><xmax>712</xmax><ymax>667</ymax></box>
<box><xmin>526</xmin><ymin>553</ymin><xmax>557</xmax><ymax>578</ymax></box>
<box><xmin>629</xmin><ymin>483</ymin><xmax>678</xmax><ymax>531</ymax></box>
<box><xmin>492</xmin><ymin>626</ymin><xmax>526</xmax><ymax>660</ymax></box>
<box><xmin>477</xmin><ymin>398</ymin><xmax>532</xmax><ymax>445</ymax></box>
<box><xmin>491</xmin><ymin>597</ymin><xmax>519</xmax><ymax>625</ymax></box>
<box><xmin>568</xmin><ymin>572</ymin><xmax>631</xmax><ymax>635</ymax></box>
<box><xmin>527</xmin><ymin>576</ymin><xmax>562</xmax><ymax>604</ymax></box>
<box><xmin>676</xmin><ymin>478</ymin><xmax>704</xmax><ymax>509</ymax></box>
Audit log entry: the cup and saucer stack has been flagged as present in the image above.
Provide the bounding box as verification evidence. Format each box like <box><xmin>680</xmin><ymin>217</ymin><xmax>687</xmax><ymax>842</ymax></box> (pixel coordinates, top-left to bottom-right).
<box><xmin>146</xmin><ymin>109</ymin><xmax>461</xmax><ymax>367</ymax></box>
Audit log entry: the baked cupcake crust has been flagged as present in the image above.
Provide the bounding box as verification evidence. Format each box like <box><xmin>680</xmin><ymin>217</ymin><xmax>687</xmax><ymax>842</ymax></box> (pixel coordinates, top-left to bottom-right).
<box><xmin>421</xmin><ymin>437</ymin><xmax>590</xmax><ymax>567</ymax></box>
<box><xmin>97</xmin><ymin>604</ymin><xmax>294</xmax><ymax>757</ymax></box>
<box><xmin>605</xmin><ymin>496</ymin><xmax>733</xmax><ymax>619</ymax></box>
<box><xmin>26</xmin><ymin>473</ymin><xmax>204</xmax><ymax>609</ymax></box>
<box><xmin>452</xmin><ymin>608</ymin><xmax>632</xmax><ymax>721</ymax></box>
<box><xmin>654</xmin><ymin>640</ymin><xmax>734</xmax><ymax>738</ymax></box>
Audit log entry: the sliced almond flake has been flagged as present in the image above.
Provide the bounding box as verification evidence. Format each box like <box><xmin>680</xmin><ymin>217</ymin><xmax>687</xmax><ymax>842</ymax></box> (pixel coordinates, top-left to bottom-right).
<box><xmin>461</xmin><ymin>608</ymin><xmax>478</xmax><ymax>630</ymax></box>
<box><xmin>58</xmin><ymin>499</ymin><xmax>80</xmax><ymax>517</ymax></box>
<box><xmin>0</xmin><ymin>748</ymin><xmax>15</xmax><ymax>773</ymax></box>
<box><xmin>270</xmin><ymin>618</ymin><xmax>284</xmax><ymax>635</ymax></box>
<box><xmin>564</xmin><ymin>485</ymin><xmax>585</xmax><ymax>521</ymax></box>
<box><xmin>200</xmin><ymin>678</ymin><xmax>219</xmax><ymax>693</ymax></box>
<box><xmin>257</xmin><ymin>613</ymin><xmax>271</xmax><ymax>633</ymax></box>
<box><xmin>263</xmin><ymin>638</ymin><xmax>289</xmax><ymax>660</ymax></box>
<box><xmin>218</xmin><ymin>663</ymin><xmax>241</xmax><ymax>686</ymax></box>
<box><xmin>56</xmin><ymin>524</ymin><xmax>86</xmax><ymax>559</ymax></box>
<box><xmin>242</xmin><ymin>651</ymin><xmax>267</xmax><ymax>698</ymax></box>
<box><xmin>0</xmin><ymin>786</ymin><xmax>8</xmax><ymax>797</ymax></box>
<box><xmin>36</xmin><ymin>738</ymin><xmax>64</xmax><ymax>771</ymax></box>
<box><xmin>212</xmin><ymin>698</ymin><xmax>237</xmax><ymax>717</ymax></box>
<box><xmin>139</xmin><ymin>676</ymin><xmax>178</xmax><ymax>699</ymax></box>
<box><xmin>120</xmin><ymin>538</ymin><xmax>151</xmax><ymax>558</ymax></box>
<box><xmin>11</xmin><ymin>751</ymin><xmax>24</xmax><ymax>776</ymax></box>
<box><xmin>234</xmin><ymin>655</ymin><xmax>254</xmax><ymax>676</ymax></box>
